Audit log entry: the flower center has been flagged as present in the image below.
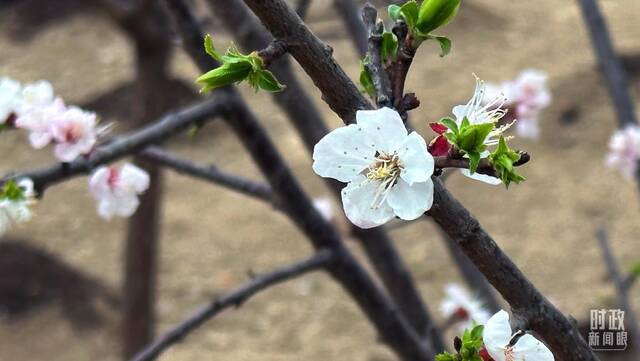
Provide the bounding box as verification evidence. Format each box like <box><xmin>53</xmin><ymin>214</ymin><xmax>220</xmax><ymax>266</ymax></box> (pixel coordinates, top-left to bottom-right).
<box><xmin>504</xmin><ymin>345</ymin><xmax>515</xmax><ymax>361</ymax></box>
<box><xmin>365</xmin><ymin>152</ymin><xmax>403</xmax><ymax>209</ymax></box>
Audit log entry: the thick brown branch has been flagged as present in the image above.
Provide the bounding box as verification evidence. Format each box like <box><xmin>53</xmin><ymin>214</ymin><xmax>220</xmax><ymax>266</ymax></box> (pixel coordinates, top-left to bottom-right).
<box><xmin>129</xmin><ymin>250</ymin><xmax>334</xmax><ymax>361</ymax></box>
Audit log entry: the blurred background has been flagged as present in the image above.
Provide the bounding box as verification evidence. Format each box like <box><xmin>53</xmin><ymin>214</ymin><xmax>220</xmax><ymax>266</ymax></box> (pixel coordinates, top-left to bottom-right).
<box><xmin>0</xmin><ymin>0</ymin><xmax>638</xmax><ymax>360</ymax></box>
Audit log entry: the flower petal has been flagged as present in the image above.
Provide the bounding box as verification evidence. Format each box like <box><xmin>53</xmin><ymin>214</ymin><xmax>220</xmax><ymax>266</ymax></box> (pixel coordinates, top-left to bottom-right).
<box><xmin>397</xmin><ymin>132</ymin><xmax>434</xmax><ymax>185</ymax></box>
<box><xmin>512</xmin><ymin>334</ymin><xmax>554</xmax><ymax>361</ymax></box>
<box><xmin>356</xmin><ymin>107</ymin><xmax>407</xmax><ymax>154</ymax></box>
<box><xmin>341</xmin><ymin>175</ymin><xmax>395</xmax><ymax>229</ymax></box>
<box><xmin>120</xmin><ymin>163</ymin><xmax>150</xmax><ymax>193</ymax></box>
<box><xmin>313</xmin><ymin>124</ymin><xmax>375</xmax><ymax>182</ymax></box>
<box><xmin>460</xmin><ymin>169</ymin><xmax>502</xmax><ymax>185</ymax></box>
<box><xmin>386</xmin><ymin>178</ymin><xmax>433</xmax><ymax>220</ymax></box>
<box><xmin>483</xmin><ymin>310</ymin><xmax>513</xmax><ymax>361</ymax></box>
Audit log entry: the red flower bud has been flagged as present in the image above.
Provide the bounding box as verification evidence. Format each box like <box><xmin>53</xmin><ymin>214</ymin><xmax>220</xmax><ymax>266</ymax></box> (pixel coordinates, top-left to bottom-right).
<box><xmin>429</xmin><ymin>122</ymin><xmax>448</xmax><ymax>135</ymax></box>
<box><xmin>428</xmin><ymin>135</ymin><xmax>451</xmax><ymax>156</ymax></box>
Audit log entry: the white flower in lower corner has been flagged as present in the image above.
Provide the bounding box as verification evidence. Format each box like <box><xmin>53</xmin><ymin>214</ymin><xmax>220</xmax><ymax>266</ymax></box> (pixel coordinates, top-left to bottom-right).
<box><xmin>606</xmin><ymin>125</ymin><xmax>640</xmax><ymax>179</ymax></box>
<box><xmin>312</xmin><ymin>107</ymin><xmax>434</xmax><ymax>229</ymax></box>
<box><xmin>440</xmin><ymin>283</ymin><xmax>491</xmax><ymax>331</ymax></box>
<box><xmin>50</xmin><ymin>106</ymin><xmax>98</xmax><ymax>162</ymax></box>
<box><xmin>0</xmin><ymin>179</ymin><xmax>35</xmax><ymax>236</ymax></box>
<box><xmin>89</xmin><ymin>163</ymin><xmax>150</xmax><ymax>220</ymax></box>
<box><xmin>483</xmin><ymin>310</ymin><xmax>554</xmax><ymax>361</ymax></box>
<box><xmin>0</xmin><ymin>77</ymin><xmax>23</xmax><ymax>123</ymax></box>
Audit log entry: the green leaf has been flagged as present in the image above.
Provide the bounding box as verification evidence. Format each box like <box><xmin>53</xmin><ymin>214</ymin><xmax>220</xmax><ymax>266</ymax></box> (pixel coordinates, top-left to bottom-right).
<box><xmin>399</xmin><ymin>0</ymin><xmax>419</xmax><ymax>30</ymax></box>
<box><xmin>203</xmin><ymin>34</ymin><xmax>222</xmax><ymax>62</ymax></box>
<box><xmin>0</xmin><ymin>123</ymin><xmax>6</xmax><ymax>133</ymax></box>
<box><xmin>417</xmin><ymin>0</ymin><xmax>461</xmax><ymax>34</ymax></box>
<box><xmin>458</xmin><ymin>122</ymin><xmax>493</xmax><ymax>153</ymax></box>
<box><xmin>256</xmin><ymin>69</ymin><xmax>286</xmax><ymax>92</ymax></box>
<box><xmin>470</xmin><ymin>325</ymin><xmax>484</xmax><ymax>340</ymax></box>
<box><xmin>388</xmin><ymin>4</ymin><xmax>401</xmax><ymax>22</ymax></box>
<box><xmin>359</xmin><ymin>60</ymin><xmax>376</xmax><ymax>98</ymax></box>
<box><xmin>196</xmin><ymin>61</ymin><xmax>253</xmax><ymax>92</ymax></box>
<box><xmin>432</xmin><ymin>35</ymin><xmax>452</xmax><ymax>57</ymax></box>
<box><xmin>435</xmin><ymin>352</ymin><xmax>456</xmax><ymax>361</ymax></box>
<box><xmin>467</xmin><ymin>151</ymin><xmax>480</xmax><ymax>174</ymax></box>
<box><xmin>440</xmin><ymin>117</ymin><xmax>458</xmax><ymax>134</ymax></box>
<box><xmin>381</xmin><ymin>32</ymin><xmax>399</xmax><ymax>62</ymax></box>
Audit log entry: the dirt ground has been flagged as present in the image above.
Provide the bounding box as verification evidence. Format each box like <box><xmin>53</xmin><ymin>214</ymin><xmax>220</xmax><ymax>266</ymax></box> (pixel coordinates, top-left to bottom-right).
<box><xmin>0</xmin><ymin>0</ymin><xmax>639</xmax><ymax>360</ymax></box>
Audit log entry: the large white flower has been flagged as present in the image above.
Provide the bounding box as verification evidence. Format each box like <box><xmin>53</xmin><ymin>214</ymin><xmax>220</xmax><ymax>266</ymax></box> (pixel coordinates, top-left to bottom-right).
<box><xmin>89</xmin><ymin>163</ymin><xmax>150</xmax><ymax>220</ymax></box>
<box><xmin>0</xmin><ymin>77</ymin><xmax>23</xmax><ymax>123</ymax></box>
<box><xmin>312</xmin><ymin>107</ymin><xmax>434</xmax><ymax>229</ymax></box>
<box><xmin>483</xmin><ymin>310</ymin><xmax>554</xmax><ymax>361</ymax></box>
<box><xmin>606</xmin><ymin>125</ymin><xmax>640</xmax><ymax>179</ymax></box>
<box><xmin>440</xmin><ymin>283</ymin><xmax>491</xmax><ymax>331</ymax></box>
<box><xmin>0</xmin><ymin>179</ymin><xmax>35</xmax><ymax>236</ymax></box>
<box><xmin>50</xmin><ymin>106</ymin><xmax>98</xmax><ymax>162</ymax></box>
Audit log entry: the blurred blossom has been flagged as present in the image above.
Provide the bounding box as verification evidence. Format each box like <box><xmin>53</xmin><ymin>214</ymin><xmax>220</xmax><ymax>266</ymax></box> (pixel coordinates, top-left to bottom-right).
<box><xmin>439</xmin><ymin>283</ymin><xmax>491</xmax><ymax>331</ymax></box>
<box><xmin>16</xmin><ymin>98</ymin><xmax>67</xmax><ymax>149</ymax></box>
<box><xmin>312</xmin><ymin>108</ymin><xmax>434</xmax><ymax>229</ymax></box>
<box><xmin>50</xmin><ymin>106</ymin><xmax>98</xmax><ymax>162</ymax></box>
<box><xmin>312</xmin><ymin>197</ymin><xmax>334</xmax><ymax>222</ymax></box>
<box><xmin>484</xmin><ymin>70</ymin><xmax>551</xmax><ymax>140</ymax></box>
<box><xmin>0</xmin><ymin>179</ymin><xmax>35</xmax><ymax>236</ymax></box>
<box><xmin>89</xmin><ymin>163</ymin><xmax>150</xmax><ymax>220</ymax></box>
<box><xmin>606</xmin><ymin>124</ymin><xmax>640</xmax><ymax>179</ymax></box>
<box><xmin>0</xmin><ymin>77</ymin><xmax>22</xmax><ymax>123</ymax></box>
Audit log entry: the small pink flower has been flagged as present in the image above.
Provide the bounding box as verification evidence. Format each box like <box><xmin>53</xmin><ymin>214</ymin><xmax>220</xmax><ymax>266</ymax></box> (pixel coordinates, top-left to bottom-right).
<box><xmin>15</xmin><ymin>98</ymin><xmax>67</xmax><ymax>149</ymax></box>
<box><xmin>606</xmin><ymin>125</ymin><xmax>640</xmax><ymax>179</ymax></box>
<box><xmin>50</xmin><ymin>106</ymin><xmax>98</xmax><ymax>162</ymax></box>
<box><xmin>89</xmin><ymin>163</ymin><xmax>150</xmax><ymax>219</ymax></box>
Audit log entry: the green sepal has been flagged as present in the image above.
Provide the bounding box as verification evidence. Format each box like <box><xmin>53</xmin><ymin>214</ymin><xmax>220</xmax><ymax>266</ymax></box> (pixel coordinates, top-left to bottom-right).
<box><xmin>203</xmin><ymin>34</ymin><xmax>222</xmax><ymax>62</ymax></box>
<box><xmin>381</xmin><ymin>31</ymin><xmax>399</xmax><ymax>62</ymax></box>
<box><xmin>254</xmin><ymin>69</ymin><xmax>286</xmax><ymax>92</ymax></box>
<box><xmin>467</xmin><ymin>151</ymin><xmax>481</xmax><ymax>174</ymax></box>
<box><xmin>359</xmin><ymin>58</ymin><xmax>376</xmax><ymax>98</ymax></box>
<box><xmin>388</xmin><ymin>4</ymin><xmax>401</xmax><ymax>22</ymax></box>
<box><xmin>434</xmin><ymin>352</ymin><xmax>456</xmax><ymax>361</ymax></box>
<box><xmin>196</xmin><ymin>61</ymin><xmax>253</xmax><ymax>93</ymax></box>
<box><xmin>489</xmin><ymin>136</ymin><xmax>527</xmax><ymax>188</ymax></box>
<box><xmin>440</xmin><ymin>117</ymin><xmax>458</xmax><ymax>134</ymax></box>
<box><xmin>457</xmin><ymin>120</ymin><xmax>493</xmax><ymax>154</ymax></box>
<box><xmin>417</xmin><ymin>0</ymin><xmax>461</xmax><ymax>34</ymax></box>
<box><xmin>430</xmin><ymin>35</ymin><xmax>452</xmax><ymax>57</ymax></box>
<box><xmin>1</xmin><ymin>179</ymin><xmax>25</xmax><ymax>201</ymax></box>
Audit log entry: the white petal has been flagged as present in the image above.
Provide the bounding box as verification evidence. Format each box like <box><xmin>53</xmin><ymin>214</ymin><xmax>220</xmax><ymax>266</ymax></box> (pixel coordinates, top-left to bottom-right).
<box><xmin>341</xmin><ymin>175</ymin><xmax>395</xmax><ymax>229</ymax></box>
<box><xmin>356</xmin><ymin>107</ymin><xmax>407</xmax><ymax>153</ymax></box>
<box><xmin>54</xmin><ymin>143</ymin><xmax>83</xmax><ymax>162</ymax></box>
<box><xmin>120</xmin><ymin>163</ymin><xmax>150</xmax><ymax>193</ymax></box>
<box><xmin>512</xmin><ymin>334</ymin><xmax>554</xmax><ymax>361</ymax></box>
<box><xmin>452</xmin><ymin>104</ymin><xmax>468</xmax><ymax>123</ymax></box>
<box><xmin>386</xmin><ymin>178</ymin><xmax>433</xmax><ymax>220</ymax></box>
<box><xmin>89</xmin><ymin>166</ymin><xmax>112</xmax><ymax>199</ymax></box>
<box><xmin>98</xmin><ymin>198</ymin><xmax>116</xmax><ymax>220</ymax></box>
<box><xmin>312</xmin><ymin>124</ymin><xmax>374</xmax><ymax>182</ymax></box>
<box><xmin>460</xmin><ymin>169</ymin><xmax>502</xmax><ymax>185</ymax></box>
<box><xmin>28</xmin><ymin>131</ymin><xmax>52</xmax><ymax>149</ymax></box>
<box><xmin>483</xmin><ymin>310</ymin><xmax>513</xmax><ymax>361</ymax></box>
<box><xmin>396</xmin><ymin>132</ymin><xmax>434</xmax><ymax>185</ymax></box>
<box><xmin>113</xmin><ymin>194</ymin><xmax>140</xmax><ymax>217</ymax></box>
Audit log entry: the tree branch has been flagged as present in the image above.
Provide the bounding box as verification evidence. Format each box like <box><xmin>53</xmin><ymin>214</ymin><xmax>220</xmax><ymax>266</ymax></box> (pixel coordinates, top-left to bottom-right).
<box><xmin>577</xmin><ymin>0</ymin><xmax>638</xmax><ymax>127</ymax></box>
<box><xmin>129</xmin><ymin>250</ymin><xmax>334</xmax><ymax>361</ymax></box>
<box><xmin>295</xmin><ymin>0</ymin><xmax>312</xmax><ymax>20</ymax></box>
<box><xmin>362</xmin><ymin>3</ymin><xmax>392</xmax><ymax>107</ymax></box>
<box><xmin>434</xmin><ymin>152</ymin><xmax>531</xmax><ymax>178</ymax></box>
<box><xmin>139</xmin><ymin>146</ymin><xmax>276</xmax><ymax>206</ymax></box>
<box><xmin>3</xmin><ymin>95</ymin><xmax>230</xmax><ymax>195</ymax></box>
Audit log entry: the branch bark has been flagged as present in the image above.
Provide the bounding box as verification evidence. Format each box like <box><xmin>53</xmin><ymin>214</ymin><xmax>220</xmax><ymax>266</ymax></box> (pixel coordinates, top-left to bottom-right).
<box><xmin>206</xmin><ymin>0</ymin><xmax>444</xmax><ymax>348</ymax></box>
<box><xmin>129</xmin><ymin>250</ymin><xmax>334</xmax><ymax>361</ymax></box>
<box><xmin>362</xmin><ymin>3</ymin><xmax>392</xmax><ymax>107</ymax></box>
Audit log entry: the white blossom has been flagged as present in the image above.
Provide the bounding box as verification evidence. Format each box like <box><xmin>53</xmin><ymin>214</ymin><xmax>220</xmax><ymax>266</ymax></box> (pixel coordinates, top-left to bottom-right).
<box><xmin>453</xmin><ymin>76</ymin><xmax>512</xmax><ymax>185</ymax></box>
<box><xmin>312</xmin><ymin>107</ymin><xmax>434</xmax><ymax>229</ymax></box>
<box><xmin>606</xmin><ymin>124</ymin><xmax>640</xmax><ymax>179</ymax></box>
<box><xmin>14</xmin><ymin>80</ymin><xmax>64</xmax><ymax>149</ymax></box>
<box><xmin>89</xmin><ymin>163</ymin><xmax>150</xmax><ymax>220</ymax></box>
<box><xmin>483</xmin><ymin>310</ymin><xmax>554</xmax><ymax>361</ymax></box>
<box><xmin>440</xmin><ymin>283</ymin><xmax>491</xmax><ymax>331</ymax></box>
<box><xmin>0</xmin><ymin>77</ymin><xmax>22</xmax><ymax>123</ymax></box>
<box><xmin>50</xmin><ymin>106</ymin><xmax>98</xmax><ymax>162</ymax></box>
<box><xmin>0</xmin><ymin>179</ymin><xmax>35</xmax><ymax>236</ymax></box>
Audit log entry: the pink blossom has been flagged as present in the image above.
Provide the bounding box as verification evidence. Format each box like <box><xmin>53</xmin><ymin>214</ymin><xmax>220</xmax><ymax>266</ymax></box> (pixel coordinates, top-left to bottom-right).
<box><xmin>15</xmin><ymin>98</ymin><xmax>67</xmax><ymax>149</ymax></box>
<box><xmin>50</xmin><ymin>106</ymin><xmax>98</xmax><ymax>162</ymax></box>
<box><xmin>606</xmin><ymin>125</ymin><xmax>640</xmax><ymax>179</ymax></box>
<box><xmin>89</xmin><ymin>163</ymin><xmax>150</xmax><ymax>219</ymax></box>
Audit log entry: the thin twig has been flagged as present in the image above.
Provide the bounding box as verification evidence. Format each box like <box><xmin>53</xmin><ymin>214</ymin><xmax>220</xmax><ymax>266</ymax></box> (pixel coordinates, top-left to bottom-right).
<box><xmin>139</xmin><ymin>146</ymin><xmax>277</xmax><ymax>206</ymax></box>
<box><xmin>333</xmin><ymin>0</ymin><xmax>368</xmax><ymax>57</ymax></box>
<box><xmin>129</xmin><ymin>250</ymin><xmax>334</xmax><ymax>361</ymax></box>
<box><xmin>595</xmin><ymin>229</ymin><xmax>640</xmax><ymax>345</ymax></box>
